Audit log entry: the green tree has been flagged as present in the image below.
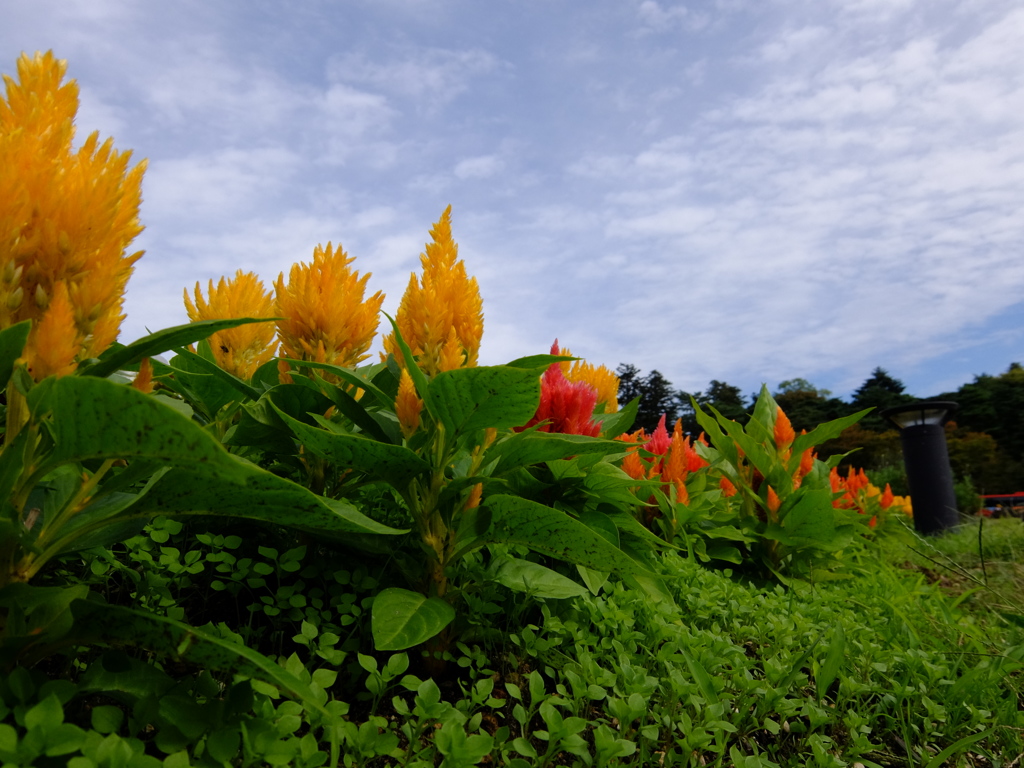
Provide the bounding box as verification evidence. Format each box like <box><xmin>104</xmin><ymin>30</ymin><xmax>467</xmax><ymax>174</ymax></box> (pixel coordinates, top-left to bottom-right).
<box><xmin>679</xmin><ymin>379</ymin><xmax>749</xmax><ymax>435</ymax></box>
<box><xmin>851</xmin><ymin>367</ymin><xmax>915</xmax><ymax>431</ymax></box>
<box><xmin>615</xmin><ymin>364</ymin><xmax>680</xmax><ymax>433</ymax></box>
<box><xmin>772</xmin><ymin>379</ymin><xmax>849</xmax><ymax>434</ymax></box>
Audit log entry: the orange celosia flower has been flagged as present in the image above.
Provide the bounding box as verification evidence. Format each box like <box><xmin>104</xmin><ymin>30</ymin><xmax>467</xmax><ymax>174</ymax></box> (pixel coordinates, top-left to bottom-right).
<box><xmin>395</xmin><ymin>366</ymin><xmax>423</xmax><ymax>439</ymax></box>
<box><xmin>880</xmin><ymin>483</ymin><xmax>894</xmax><ymax>509</ymax></box>
<box><xmin>774</xmin><ymin>406</ymin><xmax>795</xmax><ymax>458</ymax></box>
<box><xmin>558</xmin><ymin>345</ymin><xmax>619</xmax><ymax>413</ymax></box>
<box><xmin>766</xmin><ymin>486</ymin><xmax>781</xmax><ymax>517</ymax></box>
<box><xmin>720</xmin><ymin>476</ymin><xmax>738</xmax><ymax>497</ymax></box>
<box><xmin>184</xmin><ymin>270</ymin><xmax>278</xmax><ymax>380</ymax></box>
<box><xmin>382</xmin><ymin>206</ymin><xmax>483</xmax><ymax>377</ymax></box>
<box><xmin>132</xmin><ymin>357</ymin><xmax>154</xmax><ymax>394</ymax></box>
<box><xmin>1</xmin><ymin>51</ymin><xmax>146</xmax><ymax>380</ymax></box>
<box><xmin>618</xmin><ymin>431</ymin><xmax>648</xmax><ymax>481</ymax></box>
<box><xmin>793</xmin><ymin>442</ymin><xmax>816</xmax><ymax>489</ymax></box>
<box><xmin>275</xmin><ymin>242</ymin><xmax>384</xmax><ymax>377</ymax></box>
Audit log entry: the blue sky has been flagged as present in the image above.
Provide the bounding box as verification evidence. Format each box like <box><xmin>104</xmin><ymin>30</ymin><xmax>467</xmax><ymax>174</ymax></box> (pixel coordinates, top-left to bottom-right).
<box><xmin>4</xmin><ymin>0</ymin><xmax>1023</xmax><ymax>401</ymax></box>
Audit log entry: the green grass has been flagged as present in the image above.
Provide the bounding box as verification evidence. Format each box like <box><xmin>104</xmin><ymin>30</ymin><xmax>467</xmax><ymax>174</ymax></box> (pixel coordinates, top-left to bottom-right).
<box><xmin>4</xmin><ymin>518</ymin><xmax>1024</xmax><ymax>767</ymax></box>
<box><xmin>880</xmin><ymin>516</ymin><xmax>1024</xmax><ymax>633</ymax></box>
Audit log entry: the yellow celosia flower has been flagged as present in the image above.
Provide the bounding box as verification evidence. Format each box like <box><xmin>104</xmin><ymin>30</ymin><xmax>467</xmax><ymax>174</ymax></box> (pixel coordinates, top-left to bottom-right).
<box><xmin>1</xmin><ymin>51</ymin><xmax>145</xmax><ymax>380</ymax></box>
<box><xmin>184</xmin><ymin>270</ymin><xmax>278</xmax><ymax>380</ymax></box>
<box><xmin>275</xmin><ymin>242</ymin><xmax>384</xmax><ymax>378</ymax></box>
<box><xmin>395</xmin><ymin>367</ymin><xmax>423</xmax><ymax>439</ymax></box>
<box><xmin>559</xmin><ymin>346</ymin><xmax>619</xmax><ymax>413</ymax></box>
<box><xmin>132</xmin><ymin>357</ymin><xmax>154</xmax><ymax>394</ymax></box>
<box><xmin>27</xmin><ymin>281</ymin><xmax>77</xmax><ymax>379</ymax></box>
<box><xmin>382</xmin><ymin>206</ymin><xmax>483</xmax><ymax>377</ymax></box>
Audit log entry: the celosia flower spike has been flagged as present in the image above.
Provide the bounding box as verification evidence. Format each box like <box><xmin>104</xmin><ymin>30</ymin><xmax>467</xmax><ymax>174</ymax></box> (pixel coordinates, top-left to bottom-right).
<box><xmin>382</xmin><ymin>206</ymin><xmax>483</xmax><ymax>376</ymax></box>
<box><xmin>558</xmin><ymin>345</ymin><xmax>620</xmax><ymax>413</ymax></box>
<box><xmin>774</xmin><ymin>406</ymin><xmax>795</xmax><ymax>458</ymax></box>
<box><xmin>516</xmin><ymin>340</ymin><xmax>601</xmax><ymax>436</ymax></box>
<box><xmin>396</xmin><ymin>367</ymin><xmax>423</xmax><ymax>439</ymax></box>
<box><xmin>184</xmin><ymin>270</ymin><xmax>278</xmax><ymax>380</ymax></box>
<box><xmin>2</xmin><ymin>51</ymin><xmax>146</xmax><ymax>380</ymax></box>
<box><xmin>275</xmin><ymin>242</ymin><xmax>384</xmax><ymax>377</ymax></box>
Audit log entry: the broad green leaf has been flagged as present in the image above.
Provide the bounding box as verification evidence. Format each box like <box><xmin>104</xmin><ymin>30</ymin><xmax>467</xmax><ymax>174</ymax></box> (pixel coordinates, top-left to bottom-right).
<box><xmin>0</xmin><ymin>583</ymin><xmax>89</xmax><ymax>668</ymax></box>
<box><xmin>594</xmin><ymin>397</ymin><xmax>639</xmax><ymax>439</ymax></box>
<box><xmin>488</xmin><ymin>431</ymin><xmax>625</xmax><ymax>476</ymax></box>
<box><xmin>280</xmin><ymin>358</ymin><xmax>393</xmax><ymax>409</ymax></box>
<box><xmin>503</xmin><ymin>354</ymin><xmax>573</xmax><ymax>369</ymax></box>
<box><xmin>480</xmin><ymin>495</ymin><xmax>652</xmax><ymax>577</ymax></box>
<box><xmin>248</xmin><ymin>384</ymin><xmax>333</xmax><ymax>429</ymax></box>
<box><xmin>792</xmin><ymin>408</ymin><xmax>873</xmax><ymax>458</ymax></box>
<box><xmin>117</xmin><ymin>462</ymin><xmax>407</xmax><ymax>536</ymax></box>
<box><xmin>0</xmin><ymin>320</ymin><xmax>30</xmax><ymax>385</ymax></box>
<box><xmin>272</xmin><ymin>405</ymin><xmax>429</xmax><ymax>486</ymax></box>
<box><xmin>776</xmin><ymin>487</ymin><xmax>840</xmax><ymax>546</ymax></box>
<box><xmin>577</xmin><ymin>565</ymin><xmax>609</xmax><ymax>595</ymax></box>
<box><xmin>169</xmin><ymin>345</ymin><xmax>259</xmax><ymax>402</ymax></box>
<box><xmin>488</xmin><ymin>556</ymin><xmax>587</xmax><ymax>599</ymax></box>
<box><xmin>26</xmin><ymin>376</ymin><xmax>247</xmax><ymax>474</ymax></box>
<box><xmin>166</xmin><ymin>351</ymin><xmax>241</xmax><ymax>419</ymax></box>
<box><xmin>371</xmin><ymin>588</ymin><xmax>456</xmax><ymax>651</ymax></box>
<box><xmin>429</xmin><ymin>366</ymin><xmax>540</xmax><ymax>436</ymax></box>
<box><xmin>79</xmin><ymin>318</ymin><xmax>273</xmax><ymax>379</ymax></box>
<box><xmin>315</xmin><ymin>379</ymin><xmax>392</xmax><ymax>443</ymax></box>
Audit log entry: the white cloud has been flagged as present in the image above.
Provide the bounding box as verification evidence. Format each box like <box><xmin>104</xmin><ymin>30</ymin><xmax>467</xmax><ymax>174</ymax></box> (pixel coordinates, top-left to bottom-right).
<box><xmin>328</xmin><ymin>46</ymin><xmax>500</xmax><ymax>106</ymax></box>
<box><xmin>453</xmin><ymin>155</ymin><xmax>505</xmax><ymax>180</ymax></box>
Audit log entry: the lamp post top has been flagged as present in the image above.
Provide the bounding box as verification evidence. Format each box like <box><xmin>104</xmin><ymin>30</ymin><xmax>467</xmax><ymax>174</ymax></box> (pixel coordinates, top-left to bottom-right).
<box><xmin>879</xmin><ymin>400</ymin><xmax>959</xmax><ymax>430</ymax></box>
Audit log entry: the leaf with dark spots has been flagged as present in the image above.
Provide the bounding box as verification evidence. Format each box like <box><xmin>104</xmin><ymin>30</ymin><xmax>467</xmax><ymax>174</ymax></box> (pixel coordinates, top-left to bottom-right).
<box><xmin>429</xmin><ymin>366</ymin><xmax>540</xmax><ymax>435</ymax></box>
<box><xmin>479</xmin><ymin>494</ymin><xmax>653</xmax><ymax>577</ymax></box>
<box><xmin>116</xmin><ymin>461</ymin><xmax>406</xmax><ymax>536</ymax></box>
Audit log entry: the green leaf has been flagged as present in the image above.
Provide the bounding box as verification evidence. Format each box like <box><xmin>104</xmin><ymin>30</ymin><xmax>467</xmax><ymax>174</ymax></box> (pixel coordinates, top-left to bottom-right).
<box><xmin>816</xmin><ymin>622</ymin><xmax>845</xmax><ymax>702</ymax></box>
<box><xmin>315</xmin><ymin>379</ymin><xmax>392</xmax><ymax>443</ymax></box>
<box><xmin>70</xmin><ymin>598</ymin><xmax>339</xmax><ymax>765</ymax></box>
<box><xmin>371</xmin><ymin>588</ymin><xmax>456</xmax><ymax>651</ymax></box>
<box><xmin>775</xmin><ymin>487</ymin><xmax>841</xmax><ymax>547</ymax></box>
<box><xmin>504</xmin><ymin>354</ymin><xmax>573</xmax><ymax>370</ymax></box>
<box><xmin>488</xmin><ymin>431</ymin><xmax>625</xmax><ymax>476</ymax></box>
<box><xmin>27</xmin><ymin>376</ymin><xmax>244</xmax><ymax>473</ymax></box>
<box><xmin>78</xmin><ymin>318</ymin><xmax>274</xmax><ymax>379</ymax></box>
<box><xmin>271</xmin><ymin>405</ymin><xmax>429</xmax><ymax>487</ymax></box>
<box><xmin>383</xmin><ymin>314</ymin><xmax>437</xmax><ymax>417</ymax></box>
<box><xmin>169</xmin><ymin>345</ymin><xmax>259</xmax><ymax>403</ymax></box>
<box><xmin>923</xmin><ymin>728</ymin><xmax>994</xmax><ymax>768</ymax></box>
<box><xmin>677</xmin><ymin>648</ymin><xmax>720</xmax><ymax>706</ymax></box>
<box><xmin>0</xmin><ymin>320</ymin><xmax>30</xmax><ymax>386</ymax></box>
<box><xmin>280</xmin><ymin>358</ymin><xmax>393</xmax><ymax>409</ymax></box>
<box><xmin>594</xmin><ymin>397</ymin><xmax>639</xmax><ymax>439</ymax></box>
<box><xmin>489</xmin><ymin>556</ymin><xmax>587</xmax><ymax>599</ymax></box>
<box><xmin>792</xmin><ymin>408</ymin><xmax>873</xmax><ymax>458</ymax></box>
<box><xmin>25</xmin><ymin>693</ymin><xmax>63</xmax><ymax>730</ymax></box>
<box><xmin>480</xmin><ymin>495</ymin><xmax>652</xmax><ymax>577</ymax></box>
<box><xmin>118</xmin><ymin>462</ymin><xmax>407</xmax><ymax>537</ymax></box>
<box><xmin>429</xmin><ymin>366</ymin><xmax>540</xmax><ymax>435</ymax></box>
<box><xmin>249</xmin><ymin>384</ymin><xmax>334</xmax><ymax>429</ymax></box>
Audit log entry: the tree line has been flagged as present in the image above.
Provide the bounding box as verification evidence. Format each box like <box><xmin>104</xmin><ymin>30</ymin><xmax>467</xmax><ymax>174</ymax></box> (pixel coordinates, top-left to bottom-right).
<box><xmin>616</xmin><ymin>362</ymin><xmax>1024</xmax><ymax>495</ymax></box>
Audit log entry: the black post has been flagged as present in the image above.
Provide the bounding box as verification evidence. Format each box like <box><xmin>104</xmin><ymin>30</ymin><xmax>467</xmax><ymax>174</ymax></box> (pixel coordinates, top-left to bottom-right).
<box><xmin>881</xmin><ymin>401</ymin><xmax>960</xmax><ymax>535</ymax></box>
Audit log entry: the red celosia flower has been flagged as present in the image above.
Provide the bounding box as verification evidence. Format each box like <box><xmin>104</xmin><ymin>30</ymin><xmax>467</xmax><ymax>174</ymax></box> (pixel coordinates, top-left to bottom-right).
<box><xmin>516</xmin><ymin>340</ymin><xmax>601</xmax><ymax>436</ymax></box>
